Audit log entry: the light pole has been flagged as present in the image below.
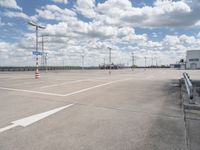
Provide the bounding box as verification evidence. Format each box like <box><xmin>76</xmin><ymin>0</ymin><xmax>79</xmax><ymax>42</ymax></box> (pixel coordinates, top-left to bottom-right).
<box><xmin>151</xmin><ymin>56</ymin><xmax>154</xmax><ymax>67</ymax></box>
<box><xmin>81</xmin><ymin>51</ymin><xmax>84</xmax><ymax>70</ymax></box>
<box><xmin>28</xmin><ymin>21</ymin><xmax>45</xmax><ymax>79</ymax></box>
<box><xmin>131</xmin><ymin>52</ymin><xmax>134</xmax><ymax>71</ymax></box>
<box><xmin>41</xmin><ymin>35</ymin><xmax>45</xmax><ymax>67</ymax></box>
<box><xmin>103</xmin><ymin>58</ymin><xmax>106</xmax><ymax>70</ymax></box>
<box><xmin>144</xmin><ymin>56</ymin><xmax>147</xmax><ymax>70</ymax></box>
<box><xmin>44</xmin><ymin>53</ymin><xmax>48</xmax><ymax>72</ymax></box>
<box><xmin>155</xmin><ymin>57</ymin><xmax>158</xmax><ymax>67</ymax></box>
<box><xmin>107</xmin><ymin>47</ymin><xmax>111</xmax><ymax>74</ymax></box>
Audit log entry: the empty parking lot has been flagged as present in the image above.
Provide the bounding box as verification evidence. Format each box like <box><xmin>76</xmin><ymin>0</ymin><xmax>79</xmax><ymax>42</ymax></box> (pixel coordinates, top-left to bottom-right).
<box><xmin>0</xmin><ymin>69</ymin><xmax>199</xmax><ymax>150</ymax></box>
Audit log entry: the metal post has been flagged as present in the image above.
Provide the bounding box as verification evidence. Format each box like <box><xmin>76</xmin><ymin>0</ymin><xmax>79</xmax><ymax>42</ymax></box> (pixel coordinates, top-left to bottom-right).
<box><xmin>28</xmin><ymin>21</ymin><xmax>45</xmax><ymax>79</ymax></box>
<box><xmin>144</xmin><ymin>56</ymin><xmax>147</xmax><ymax>70</ymax></box>
<box><xmin>108</xmin><ymin>47</ymin><xmax>111</xmax><ymax>74</ymax></box>
<box><xmin>104</xmin><ymin>58</ymin><xmax>105</xmax><ymax>70</ymax></box>
<box><xmin>45</xmin><ymin>53</ymin><xmax>47</xmax><ymax>72</ymax></box>
<box><xmin>81</xmin><ymin>54</ymin><xmax>84</xmax><ymax>70</ymax></box>
<box><xmin>132</xmin><ymin>52</ymin><xmax>134</xmax><ymax>71</ymax></box>
<box><xmin>41</xmin><ymin>35</ymin><xmax>44</xmax><ymax>67</ymax></box>
<box><xmin>155</xmin><ymin>57</ymin><xmax>158</xmax><ymax>67</ymax></box>
<box><xmin>35</xmin><ymin>26</ymin><xmax>40</xmax><ymax>79</ymax></box>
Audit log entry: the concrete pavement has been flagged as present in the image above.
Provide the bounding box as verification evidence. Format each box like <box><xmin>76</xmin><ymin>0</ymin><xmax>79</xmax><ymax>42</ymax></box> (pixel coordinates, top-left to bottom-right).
<box><xmin>0</xmin><ymin>69</ymin><xmax>199</xmax><ymax>150</ymax></box>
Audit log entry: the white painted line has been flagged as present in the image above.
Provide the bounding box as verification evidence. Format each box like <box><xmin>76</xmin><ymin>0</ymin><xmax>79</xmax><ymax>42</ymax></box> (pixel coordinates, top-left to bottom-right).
<box><xmin>144</xmin><ymin>75</ymin><xmax>155</xmax><ymax>79</ymax></box>
<box><xmin>0</xmin><ymin>124</ymin><xmax>18</xmax><ymax>133</ymax></box>
<box><xmin>63</xmin><ymin>78</ymin><xmax>132</xmax><ymax>96</ymax></box>
<box><xmin>0</xmin><ymin>78</ymin><xmax>132</xmax><ymax>97</ymax></box>
<box><xmin>39</xmin><ymin>77</ymin><xmax>108</xmax><ymax>89</ymax></box>
<box><xmin>64</xmin><ymin>81</ymin><xmax>114</xmax><ymax>96</ymax></box>
<box><xmin>0</xmin><ymin>87</ymin><xmax>65</xmax><ymax>97</ymax></box>
<box><xmin>39</xmin><ymin>79</ymin><xmax>92</xmax><ymax>89</ymax></box>
<box><xmin>0</xmin><ymin>104</ymin><xmax>74</xmax><ymax>133</ymax></box>
<box><xmin>10</xmin><ymin>80</ymin><xmax>46</xmax><ymax>87</ymax></box>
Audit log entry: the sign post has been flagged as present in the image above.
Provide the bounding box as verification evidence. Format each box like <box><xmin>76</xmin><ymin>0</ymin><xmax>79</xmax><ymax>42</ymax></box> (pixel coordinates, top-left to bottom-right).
<box><xmin>28</xmin><ymin>21</ymin><xmax>45</xmax><ymax>79</ymax></box>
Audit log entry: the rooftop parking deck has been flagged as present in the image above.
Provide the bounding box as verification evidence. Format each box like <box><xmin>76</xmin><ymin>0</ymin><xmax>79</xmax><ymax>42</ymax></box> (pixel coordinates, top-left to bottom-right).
<box><xmin>0</xmin><ymin>69</ymin><xmax>199</xmax><ymax>150</ymax></box>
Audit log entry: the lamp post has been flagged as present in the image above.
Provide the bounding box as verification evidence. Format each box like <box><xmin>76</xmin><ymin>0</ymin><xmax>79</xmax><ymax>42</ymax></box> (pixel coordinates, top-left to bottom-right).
<box><xmin>41</xmin><ymin>35</ymin><xmax>45</xmax><ymax>67</ymax></box>
<box><xmin>81</xmin><ymin>51</ymin><xmax>84</xmax><ymax>70</ymax></box>
<box><xmin>131</xmin><ymin>52</ymin><xmax>134</xmax><ymax>71</ymax></box>
<box><xmin>103</xmin><ymin>57</ymin><xmax>106</xmax><ymax>70</ymax></box>
<box><xmin>28</xmin><ymin>21</ymin><xmax>45</xmax><ymax>79</ymax></box>
<box><xmin>107</xmin><ymin>47</ymin><xmax>111</xmax><ymax>74</ymax></box>
<box><xmin>151</xmin><ymin>56</ymin><xmax>153</xmax><ymax>67</ymax></box>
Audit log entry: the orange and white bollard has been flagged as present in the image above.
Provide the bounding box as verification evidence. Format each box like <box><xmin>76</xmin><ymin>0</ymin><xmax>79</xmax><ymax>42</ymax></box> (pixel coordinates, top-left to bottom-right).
<box><xmin>35</xmin><ymin>69</ymin><xmax>40</xmax><ymax>79</ymax></box>
<box><xmin>35</xmin><ymin>57</ymin><xmax>40</xmax><ymax>79</ymax></box>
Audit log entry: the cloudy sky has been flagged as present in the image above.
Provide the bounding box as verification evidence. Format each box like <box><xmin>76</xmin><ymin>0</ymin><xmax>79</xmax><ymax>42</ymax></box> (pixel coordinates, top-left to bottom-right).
<box><xmin>0</xmin><ymin>0</ymin><xmax>200</xmax><ymax>66</ymax></box>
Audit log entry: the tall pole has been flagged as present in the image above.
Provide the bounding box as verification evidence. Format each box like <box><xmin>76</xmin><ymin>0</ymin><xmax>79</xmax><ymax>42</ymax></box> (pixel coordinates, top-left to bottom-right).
<box><xmin>104</xmin><ymin>57</ymin><xmax>105</xmax><ymax>70</ymax></box>
<box><xmin>144</xmin><ymin>56</ymin><xmax>147</xmax><ymax>70</ymax></box>
<box><xmin>62</xmin><ymin>59</ymin><xmax>65</xmax><ymax>70</ymax></box>
<box><xmin>132</xmin><ymin>52</ymin><xmax>134</xmax><ymax>71</ymax></box>
<box><xmin>108</xmin><ymin>47</ymin><xmax>111</xmax><ymax>74</ymax></box>
<box><xmin>155</xmin><ymin>57</ymin><xmax>158</xmax><ymax>67</ymax></box>
<box><xmin>35</xmin><ymin>26</ymin><xmax>40</xmax><ymax>79</ymax></box>
<box><xmin>45</xmin><ymin>53</ymin><xmax>47</xmax><ymax>72</ymax></box>
<box><xmin>28</xmin><ymin>21</ymin><xmax>45</xmax><ymax>79</ymax></box>
<box><xmin>41</xmin><ymin>35</ymin><xmax>44</xmax><ymax>67</ymax></box>
<box><xmin>81</xmin><ymin>53</ymin><xmax>84</xmax><ymax>70</ymax></box>
<box><xmin>151</xmin><ymin>56</ymin><xmax>153</xmax><ymax>67</ymax></box>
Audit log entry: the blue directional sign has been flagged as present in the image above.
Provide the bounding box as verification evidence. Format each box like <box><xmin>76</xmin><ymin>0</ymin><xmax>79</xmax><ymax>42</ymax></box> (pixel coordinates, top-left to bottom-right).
<box><xmin>32</xmin><ymin>51</ymin><xmax>43</xmax><ymax>56</ymax></box>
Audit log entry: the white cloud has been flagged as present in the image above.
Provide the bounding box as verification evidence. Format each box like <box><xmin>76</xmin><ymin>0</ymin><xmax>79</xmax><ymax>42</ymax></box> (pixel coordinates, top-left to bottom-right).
<box><xmin>36</xmin><ymin>5</ymin><xmax>76</xmax><ymax>22</ymax></box>
<box><xmin>96</xmin><ymin>0</ymin><xmax>193</xmax><ymax>27</ymax></box>
<box><xmin>76</xmin><ymin>0</ymin><xmax>96</xmax><ymax>18</ymax></box>
<box><xmin>1</xmin><ymin>0</ymin><xmax>200</xmax><ymax>66</ymax></box>
<box><xmin>0</xmin><ymin>18</ymin><xmax>5</xmax><ymax>26</ymax></box>
<box><xmin>197</xmin><ymin>32</ymin><xmax>200</xmax><ymax>38</ymax></box>
<box><xmin>52</xmin><ymin>0</ymin><xmax>68</xmax><ymax>4</ymax></box>
<box><xmin>3</xmin><ymin>11</ymin><xmax>29</xmax><ymax>20</ymax></box>
<box><xmin>0</xmin><ymin>0</ymin><xmax>22</xmax><ymax>10</ymax></box>
<box><xmin>163</xmin><ymin>35</ymin><xmax>180</xmax><ymax>46</ymax></box>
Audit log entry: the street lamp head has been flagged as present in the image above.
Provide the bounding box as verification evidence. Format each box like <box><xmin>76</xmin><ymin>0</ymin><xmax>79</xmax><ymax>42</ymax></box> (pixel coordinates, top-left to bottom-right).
<box><xmin>28</xmin><ymin>21</ymin><xmax>37</xmax><ymax>27</ymax></box>
<box><xmin>38</xmin><ymin>25</ymin><xmax>46</xmax><ymax>29</ymax></box>
<box><xmin>28</xmin><ymin>21</ymin><xmax>46</xmax><ymax>29</ymax></box>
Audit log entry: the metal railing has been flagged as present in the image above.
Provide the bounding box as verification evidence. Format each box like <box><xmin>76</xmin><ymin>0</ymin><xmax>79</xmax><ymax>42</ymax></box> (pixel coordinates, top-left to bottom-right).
<box><xmin>183</xmin><ymin>72</ymin><xmax>194</xmax><ymax>103</ymax></box>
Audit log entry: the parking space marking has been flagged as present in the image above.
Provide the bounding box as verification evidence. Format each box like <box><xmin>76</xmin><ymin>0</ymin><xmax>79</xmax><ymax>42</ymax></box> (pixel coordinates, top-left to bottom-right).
<box><xmin>63</xmin><ymin>81</ymin><xmax>114</xmax><ymax>96</ymax></box>
<box><xmin>39</xmin><ymin>79</ymin><xmax>93</xmax><ymax>89</ymax></box>
<box><xmin>0</xmin><ymin>104</ymin><xmax>74</xmax><ymax>133</ymax></box>
<box><xmin>0</xmin><ymin>87</ymin><xmax>65</xmax><ymax>97</ymax></box>
<box><xmin>144</xmin><ymin>75</ymin><xmax>155</xmax><ymax>79</ymax></box>
<box><xmin>62</xmin><ymin>78</ymin><xmax>133</xmax><ymax>97</ymax></box>
<box><xmin>0</xmin><ymin>78</ymin><xmax>132</xmax><ymax>97</ymax></box>
<box><xmin>39</xmin><ymin>77</ymin><xmax>109</xmax><ymax>89</ymax></box>
<box><xmin>10</xmin><ymin>80</ymin><xmax>47</xmax><ymax>87</ymax></box>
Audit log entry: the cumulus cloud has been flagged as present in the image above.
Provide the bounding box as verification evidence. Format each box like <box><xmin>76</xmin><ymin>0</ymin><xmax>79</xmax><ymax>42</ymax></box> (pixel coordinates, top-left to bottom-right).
<box><xmin>0</xmin><ymin>0</ymin><xmax>22</xmax><ymax>10</ymax></box>
<box><xmin>3</xmin><ymin>11</ymin><xmax>29</xmax><ymax>20</ymax></box>
<box><xmin>52</xmin><ymin>0</ymin><xmax>68</xmax><ymax>4</ymax></box>
<box><xmin>36</xmin><ymin>5</ymin><xmax>76</xmax><ymax>22</ymax></box>
<box><xmin>96</xmin><ymin>0</ymin><xmax>193</xmax><ymax>27</ymax></box>
<box><xmin>0</xmin><ymin>18</ymin><xmax>5</xmax><ymax>26</ymax></box>
<box><xmin>76</xmin><ymin>0</ymin><xmax>96</xmax><ymax>18</ymax></box>
<box><xmin>1</xmin><ymin>0</ymin><xmax>200</xmax><ymax>66</ymax></box>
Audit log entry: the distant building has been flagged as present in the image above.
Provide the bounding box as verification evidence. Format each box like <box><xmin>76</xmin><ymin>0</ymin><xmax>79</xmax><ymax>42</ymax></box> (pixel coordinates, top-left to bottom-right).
<box><xmin>186</xmin><ymin>50</ymin><xmax>200</xmax><ymax>69</ymax></box>
<box><xmin>170</xmin><ymin>64</ymin><xmax>180</xmax><ymax>69</ymax></box>
<box><xmin>170</xmin><ymin>63</ymin><xmax>185</xmax><ymax>70</ymax></box>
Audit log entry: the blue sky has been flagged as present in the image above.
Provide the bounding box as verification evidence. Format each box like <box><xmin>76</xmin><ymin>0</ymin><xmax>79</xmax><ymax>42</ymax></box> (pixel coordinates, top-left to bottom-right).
<box><xmin>0</xmin><ymin>0</ymin><xmax>200</xmax><ymax>66</ymax></box>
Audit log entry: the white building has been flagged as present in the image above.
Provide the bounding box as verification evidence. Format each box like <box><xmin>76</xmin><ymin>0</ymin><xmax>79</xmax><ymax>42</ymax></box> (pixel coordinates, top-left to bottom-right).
<box><xmin>186</xmin><ymin>50</ymin><xmax>200</xmax><ymax>69</ymax></box>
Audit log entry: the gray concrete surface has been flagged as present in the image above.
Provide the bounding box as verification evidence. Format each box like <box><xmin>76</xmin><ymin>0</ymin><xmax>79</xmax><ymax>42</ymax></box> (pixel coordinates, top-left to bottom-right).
<box><xmin>0</xmin><ymin>69</ymin><xmax>199</xmax><ymax>150</ymax></box>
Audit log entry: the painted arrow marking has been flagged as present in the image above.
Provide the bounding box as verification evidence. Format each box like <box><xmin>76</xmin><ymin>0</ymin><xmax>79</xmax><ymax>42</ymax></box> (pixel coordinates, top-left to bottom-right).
<box><xmin>0</xmin><ymin>104</ymin><xmax>74</xmax><ymax>133</ymax></box>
